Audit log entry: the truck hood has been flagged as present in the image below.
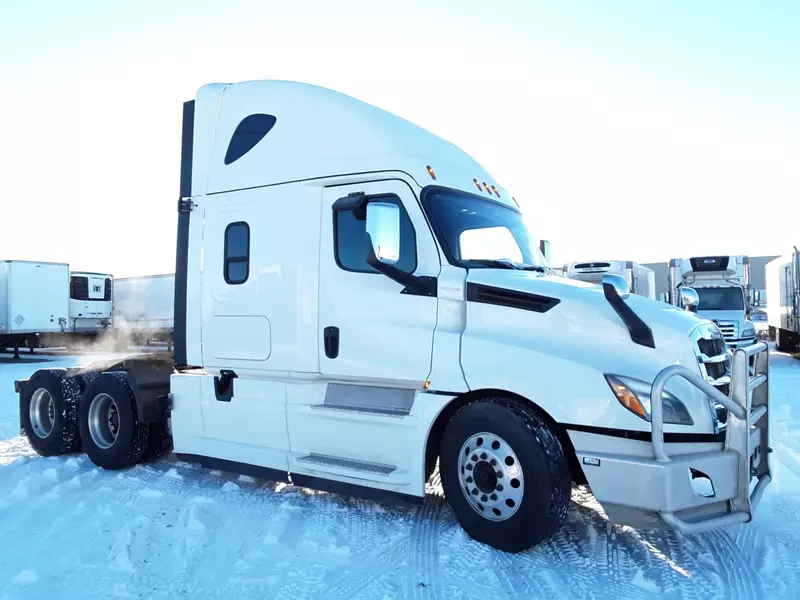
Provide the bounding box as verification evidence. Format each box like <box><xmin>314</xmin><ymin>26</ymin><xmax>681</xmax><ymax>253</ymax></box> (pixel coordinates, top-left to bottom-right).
<box><xmin>466</xmin><ymin>269</ymin><xmax>708</xmax><ymax>377</ymax></box>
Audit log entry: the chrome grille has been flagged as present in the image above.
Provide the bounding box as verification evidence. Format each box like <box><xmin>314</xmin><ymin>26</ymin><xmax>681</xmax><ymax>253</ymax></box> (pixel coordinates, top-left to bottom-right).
<box><xmin>714</xmin><ymin>320</ymin><xmax>738</xmax><ymax>341</ymax></box>
<box><xmin>690</xmin><ymin>323</ymin><xmax>732</xmax><ymax>432</ymax></box>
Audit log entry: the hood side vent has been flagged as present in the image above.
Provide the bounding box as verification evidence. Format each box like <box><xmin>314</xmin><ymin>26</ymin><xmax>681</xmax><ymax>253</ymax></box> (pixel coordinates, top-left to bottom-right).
<box><xmin>466</xmin><ymin>283</ymin><xmax>560</xmax><ymax>314</ymax></box>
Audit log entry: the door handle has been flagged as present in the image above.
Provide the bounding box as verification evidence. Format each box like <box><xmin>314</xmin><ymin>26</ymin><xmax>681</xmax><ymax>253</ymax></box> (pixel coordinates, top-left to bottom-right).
<box><xmin>324</xmin><ymin>326</ymin><xmax>339</xmax><ymax>359</ymax></box>
<box><xmin>214</xmin><ymin>369</ymin><xmax>237</xmax><ymax>402</ymax></box>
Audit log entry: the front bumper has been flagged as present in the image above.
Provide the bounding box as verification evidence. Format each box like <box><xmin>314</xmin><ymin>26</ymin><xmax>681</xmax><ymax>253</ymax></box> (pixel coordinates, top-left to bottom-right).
<box><xmin>726</xmin><ymin>336</ymin><xmax>757</xmax><ymax>349</ymax></box>
<box><xmin>574</xmin><ymin>341</ymin><xmax>771</xmax><ymax>534</ymax></box>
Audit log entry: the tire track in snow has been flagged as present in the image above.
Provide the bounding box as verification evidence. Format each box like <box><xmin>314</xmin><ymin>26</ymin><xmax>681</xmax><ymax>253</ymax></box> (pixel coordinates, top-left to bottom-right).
<box><xmin>703</xmin><ymin>530</ymin><xmax>762</xmax><ymax>600</ymax></box>
<box><xmin>409</xmin><ymin>490</ymin><xmax>446</xmax><ymax>599</ymax></box>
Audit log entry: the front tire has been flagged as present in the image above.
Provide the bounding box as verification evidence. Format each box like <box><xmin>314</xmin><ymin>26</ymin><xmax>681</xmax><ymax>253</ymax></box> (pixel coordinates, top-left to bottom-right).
<box><xmin>440</xmin><ymin>398</ymin><xmax>571</xmax><ymax>553</ymax></box>
<box><xmin>79</xmin><ymin>372</ymin><xmax>151</xmax><ymax>470</ymax></box>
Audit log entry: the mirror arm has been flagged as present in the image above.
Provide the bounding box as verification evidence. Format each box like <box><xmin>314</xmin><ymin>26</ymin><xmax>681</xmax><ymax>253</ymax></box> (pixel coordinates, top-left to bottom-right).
<box><xmin>366</xmin><ymin>242</ymin><xmax>435</xmax><ymax>297</ymax></box>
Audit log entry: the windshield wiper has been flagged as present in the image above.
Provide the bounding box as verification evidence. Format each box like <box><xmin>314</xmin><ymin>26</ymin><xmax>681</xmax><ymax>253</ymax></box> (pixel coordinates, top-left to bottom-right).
<box><xmin>518</xmin><ymin>265</ymin><xmax>549</xmax><ymax>272</ymax></box>
<box><xmin>468</xmin><ymin>259</ymin><xmax>521</xmax><ymax>270</ymax></box>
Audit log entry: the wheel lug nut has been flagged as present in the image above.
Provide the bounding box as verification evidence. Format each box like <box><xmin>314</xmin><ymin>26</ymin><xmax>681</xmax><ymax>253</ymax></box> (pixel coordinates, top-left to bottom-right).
<box><xmin>471</xmin><ymin>455</ymin><xmax>478</xmax><ymax>462</ymax></box>
<box><xmin>466</xmin><ymin>477</ymin><xmax>473</xmax><ymax>484</ymax></box>
<box><xmin>496</xmin><ymin>471</ymin><xmax>503</xmax><ymax>478</ymax></box>
<box><xmin>490</xmin><ymin>459</ymin><xmax>497</xmax><ymax>466</ymax></box>
<box><xmin>496</xmin><ymin>484</ymin><xmax>504</xmax><ymax>492</ymax></box>
<box><xmin>471</xmin><ymin>488</ymin><xmax>479</xmax><ymax>496</ymax></box>
<box><xmin>490</xmin><ymin>493</ymin><xmax>497</xmax><ymax>501</ymax></box>
<box><xmin>481</xmin><ymin>494</ymin><xmax>488</xmax><ymax>502</ymax></box>
<box><xmin>480</xmin><ymin>453</ymin><xmax>487</xmax><ymax>460</ymax></box>
<box><xmin>466</xmin><ymin>464</ymin><xmax>473</xmax><ymax>471</ymax></box>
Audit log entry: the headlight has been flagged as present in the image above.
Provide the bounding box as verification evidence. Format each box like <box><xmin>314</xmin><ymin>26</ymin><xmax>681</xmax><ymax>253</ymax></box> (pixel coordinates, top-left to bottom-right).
<box><xmin>604</xmin><ymin>374</ymin><xmax>694</xmax><ymax>425</ymax></box>
<box><xmin>740</xmin><ymin>327</ymin><xmax>755</xmax><ymax>339</ymax></box>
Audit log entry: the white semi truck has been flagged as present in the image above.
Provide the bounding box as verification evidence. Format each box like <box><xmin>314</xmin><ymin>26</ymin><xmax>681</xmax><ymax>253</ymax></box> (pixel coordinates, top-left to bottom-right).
<box><xmin>765</xmin><ymin>247</ymin><xmax>800</xmax><ymax>352</ymax></box>
<box><xmin>0</xmin><ymin>260</ymin><xmax>70</xmax><ymax>357</ymax></box>
<box><xmin>668</xmin><ymin>256</ymin><xmax>757</xmax><ymax>349</ymax></box>
<box><xmin>14</xmin><ymin>80</ymin><xmax>771</xmax><ymax>553</ymax></box>
<box><xmin>112</xmin><ymin>274</ymin><xmax>175</xmax><ymax>347</ymax></box>
<box><xmin>564</xmin><ymin>261</ymin><xmax>656</xmax><ymax>300</ymax></box>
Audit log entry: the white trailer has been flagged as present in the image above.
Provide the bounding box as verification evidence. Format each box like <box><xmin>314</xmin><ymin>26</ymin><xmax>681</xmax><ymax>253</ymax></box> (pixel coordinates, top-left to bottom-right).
<box><xmin>765</xmin><ymin>247</ymin><xmax>800</xmax><ymax>352</ymax></box>
<box><xmin>0</xmin><ymin>260</ymin><xmax>70</xmax><ymax>357</ymax></box>
<box><xmin>14</xmin><ymin>80</ymin><xmax>771</xmax><ymax>553</ymax></box>
<box><xmin>112</xmin><ymin>274</ymin><xmax>175</xmax><ymax>346</ymax></box>
<box><xmin>565</xmin><ymin>261</ymin><xmax>656</xmax><ymax>300</ymax></box>
<box><xmin>668</xmin><ymin>255</ymin><xmax>757</xmax><ymax>349</ymax></box>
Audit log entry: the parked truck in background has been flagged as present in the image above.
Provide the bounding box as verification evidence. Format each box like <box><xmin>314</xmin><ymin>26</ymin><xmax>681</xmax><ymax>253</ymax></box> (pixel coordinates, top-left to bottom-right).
<box><xmin>765</xmin><ymin>247</ymin><xmax>800</xmax><ymax>352</ymax></box>
<box><xmin>14</xmin><ymin>80</ymin><xmax>771</xmax><ymax>553</ymax></box>
<box><xmin>0</xmin><ymin>260</ymin><xmax>70</xmax><ymax>357</ymax></box>
<box><xmin>564</xmin><ymin>261</ymin><xmax>656</xmax><ymax>300</ymax></box>
<box><xmin>668</xmin><ymin>256</ymin><xmax>757</xmax><ymax>349</ymax></box>
<box><xmin>112</xmin><ymin>274</ymin><xmax>175</xmax><ymax>347</ymax></box>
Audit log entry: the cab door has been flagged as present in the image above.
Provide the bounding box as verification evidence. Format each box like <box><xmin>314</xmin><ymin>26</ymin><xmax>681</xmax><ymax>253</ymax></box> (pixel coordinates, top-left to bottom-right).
<box><xmin>317</xmin><ymin>179</ymin><xmax>438</xmax><ymax>384</ymax></box>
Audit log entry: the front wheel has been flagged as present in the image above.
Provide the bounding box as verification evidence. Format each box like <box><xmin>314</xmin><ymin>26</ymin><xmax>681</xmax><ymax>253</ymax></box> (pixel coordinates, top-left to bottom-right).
<box><xmin>440</xmin><ymin>398</ymin><xmax>571</xmax><ymax>553</ymax></box>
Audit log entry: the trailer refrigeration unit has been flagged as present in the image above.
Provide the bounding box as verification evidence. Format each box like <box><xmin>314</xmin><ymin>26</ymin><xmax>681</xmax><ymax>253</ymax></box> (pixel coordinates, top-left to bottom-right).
<box><xmin>765</xmin><ymin>247</ymin><xmax>800</xmax><ymax>352</ymax></box>
<box><xmin>668</xmin><ymin>256</ymin><xmax>757</xmax><ymax>349</ymax></box>
<box><xmin>112</xmin><ymin>274</ymin><xmax>175</xmax><ymax>347</ymax></box>
<box><xmin>14</xmin><ymin>80</ymin><xmax>771</xmax><ymax>553</ymax></box>
<box><xmin>565</xmin><ymin>261</ymin><xmax>656</xmax><ymax>300</ymax></box>
<box><xmin>68</xmin><ymin>271</ymin><xmax>113</xmax><ymax>336</ymax></box>
<box><xmin>0</xmin><ymin>260</ymin><xmax>70</xmax><ymax>357</ymax></box>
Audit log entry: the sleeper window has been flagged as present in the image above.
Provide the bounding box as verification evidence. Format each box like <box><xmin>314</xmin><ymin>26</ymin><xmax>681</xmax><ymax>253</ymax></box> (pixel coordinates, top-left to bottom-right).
<box><xmin>334</xmin><ymin>198</ymin><xmax>417</xmax><ymax>274</ymax></box>
<box><xmin>224</xmin><ymin>222</ymin><xmax>250</xmax><ymax>284</ymax></box>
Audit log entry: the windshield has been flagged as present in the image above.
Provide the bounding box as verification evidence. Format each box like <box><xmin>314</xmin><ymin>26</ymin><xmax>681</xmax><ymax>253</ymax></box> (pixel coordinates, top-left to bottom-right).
<box><xmin>422</xmin><ymin>188</ymin><xmax>548</xmax><ymax>270</ymax></box>
<box><xmin>696</xmin><ymin>287</ymin><xmax>745</xmax><ymax>311</ymax></box>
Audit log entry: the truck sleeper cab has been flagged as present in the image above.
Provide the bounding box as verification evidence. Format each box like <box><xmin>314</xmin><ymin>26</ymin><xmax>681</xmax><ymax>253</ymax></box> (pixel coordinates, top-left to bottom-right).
<box><xmin>14</xmin><ymin>80</ymin><xmax>771</xmax><ymax>553</ymax></box>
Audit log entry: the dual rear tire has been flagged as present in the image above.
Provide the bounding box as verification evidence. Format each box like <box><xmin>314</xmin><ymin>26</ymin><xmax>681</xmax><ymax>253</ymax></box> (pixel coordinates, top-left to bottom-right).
<box><xmin>21</xmin><ymin>370</ymin><xmax>171</xmax><ymax>469</ymax></box>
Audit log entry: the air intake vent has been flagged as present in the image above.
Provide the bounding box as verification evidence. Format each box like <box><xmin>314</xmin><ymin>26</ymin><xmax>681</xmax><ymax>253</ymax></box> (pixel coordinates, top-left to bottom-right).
<box><xmin>574</xmin><ymin>262</ymin><xmax>611</xmax><ymax>270</ymax></box>
<box><xmin>467</xmin><ymin>283</ymin><xmax>560</xmax><ymax>313</ymax></box>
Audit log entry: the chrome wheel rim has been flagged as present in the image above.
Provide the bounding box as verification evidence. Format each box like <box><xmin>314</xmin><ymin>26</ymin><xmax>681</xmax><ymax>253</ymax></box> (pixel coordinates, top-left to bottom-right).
<box><xmin>29</xmin><ymin>388</ymin><xmax>55</xmax><ymax>439</ymax></box>
<box><xmin>88</xmin><ymin>393</ymin><xmax>120</xmax><ymax>449</ymax></box>
<box><xmin>458</xmin><ymin>432</ymin><xmax>524</xmax><ymax>521</ymax></box>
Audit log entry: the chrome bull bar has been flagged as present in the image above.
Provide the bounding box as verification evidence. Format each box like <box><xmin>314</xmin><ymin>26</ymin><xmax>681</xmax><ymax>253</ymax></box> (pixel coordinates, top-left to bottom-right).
<box><xmin>651</xmin><ymin>341</ymin><xmax>771</xmax><ymax>534</ymax></box>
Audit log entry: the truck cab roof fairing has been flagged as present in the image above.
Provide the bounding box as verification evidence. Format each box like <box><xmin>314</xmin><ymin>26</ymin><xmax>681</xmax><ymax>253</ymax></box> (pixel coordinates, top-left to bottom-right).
<box><xmin>192</xmin><ymin>80</ymin><xmax>514</xmax><ymax>207</ymax></box>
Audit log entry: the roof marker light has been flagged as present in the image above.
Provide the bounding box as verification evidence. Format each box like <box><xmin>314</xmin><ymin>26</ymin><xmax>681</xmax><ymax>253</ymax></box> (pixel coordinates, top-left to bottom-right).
<box><xmin>473</xmin><ymin>178</ymin><xmax>483</xmax><ymax>191</ymax></box>
<box><xmin>491</xmin><ymin>185</ymin><xmax>501</xmax><ymax>198</ymax></box>
<box><xmin>426</xmin><ymin>165</ymin><xmax>436</xmax><ymax>180</ymax></box>
<box><xmin>482</xmin><ymin>182</ymin><xmax>491</xmax><ymax>194</ymax></box>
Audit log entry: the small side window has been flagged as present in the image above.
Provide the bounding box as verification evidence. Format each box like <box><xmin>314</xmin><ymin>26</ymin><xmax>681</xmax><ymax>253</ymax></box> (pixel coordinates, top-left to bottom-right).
<box><xmin>224</xmin><ymin>114</ymin><xmax>277</xmax><ymax>165</ymax></box>
<box><xmin>224</xmin><ymin>222</ymin><xmax>250</xmax><ymax>284</ymax></box>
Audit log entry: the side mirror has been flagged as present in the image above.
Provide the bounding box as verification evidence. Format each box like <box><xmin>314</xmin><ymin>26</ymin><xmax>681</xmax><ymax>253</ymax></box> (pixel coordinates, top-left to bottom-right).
<box><xmin>753</xmin><ymin>289</ymin><xmax>761</xmax><ymax>306</ymax></box>
<box><xmin>539</xmin><ymin>240</ymin><xmax>551</xmax><ymax>265</ymax></box>
<box><xmin>679</xmin><ymin>287</ymin><xmax>700</xmax><ymax>313</ymax></box>
<box><xmin>603</xmin><ymin>274</ymin><xmax>630</xmax><ymax>299</ymax></box>
<box><xmin>366</xmin><ymin>202</ymin><xmax>400</xmax><ymax>266</ymax></box>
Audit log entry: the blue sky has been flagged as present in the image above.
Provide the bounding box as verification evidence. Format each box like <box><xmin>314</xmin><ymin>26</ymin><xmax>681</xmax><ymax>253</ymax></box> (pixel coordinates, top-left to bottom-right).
<box><xmin>1</xmin><ymin>0</ymin><xmax>798</xmax><ymax>275</ymax></box>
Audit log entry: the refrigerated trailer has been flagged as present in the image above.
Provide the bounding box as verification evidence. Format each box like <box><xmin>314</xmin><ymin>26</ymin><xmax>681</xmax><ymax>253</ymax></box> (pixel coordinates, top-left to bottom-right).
<box><xmin>0</xmin><ymin>260</ymin><xmax>70</xmax><ymax>357</ymax></box>
<box><xmin>765</xmin><ymin>247</ymin><xmax>800</xmax><ymax>352</ymax></box>
<box><xmin>112</xmin><ymin>274</ymin><xmax>175</xmax><ymax>346</ymax></box>
<box><xmin>564</xmin><ymin>261</ymin><xmax>656</xmax><ymax>300</ymax></box>
<box><xmin>14</xmin><ymin>80</ymin><xmax>771</xmax><ymax>553</ymax></box>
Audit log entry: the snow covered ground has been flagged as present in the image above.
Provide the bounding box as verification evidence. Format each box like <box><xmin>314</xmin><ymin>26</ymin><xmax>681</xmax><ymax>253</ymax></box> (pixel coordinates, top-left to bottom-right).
<box><xmin>1</xmin><ymin>351</ymin><xmax>800</xmax><ymax>600</ymax></box>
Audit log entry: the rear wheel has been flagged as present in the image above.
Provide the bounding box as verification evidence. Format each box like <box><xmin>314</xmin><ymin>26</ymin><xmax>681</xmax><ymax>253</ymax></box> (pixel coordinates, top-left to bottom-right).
<box><xmin>440</xmin><ymin>397</ymin><xmax>571</xmax><ymax>553</ymax></box>
<box><xmin>79</xmin><ymin>372</ymin><xmax>151</xmax><ymax>469</ymax></box>
<box><xmin>776</xmin><ymin>328</ymin><xmax>798</xmax><ymax>353</ymax></box>
<box><xmin>20</xmin><ymin>369</ymin><xmax>83</xmax><ymax>456</ymax></box>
